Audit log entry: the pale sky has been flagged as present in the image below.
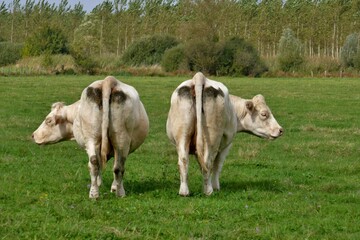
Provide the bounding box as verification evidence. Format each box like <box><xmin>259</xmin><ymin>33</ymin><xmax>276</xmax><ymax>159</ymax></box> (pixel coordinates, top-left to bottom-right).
<box><xmin>1</xmin><ymin>0</ymin><xmax>106</xmax><ymax>13</ymax></box>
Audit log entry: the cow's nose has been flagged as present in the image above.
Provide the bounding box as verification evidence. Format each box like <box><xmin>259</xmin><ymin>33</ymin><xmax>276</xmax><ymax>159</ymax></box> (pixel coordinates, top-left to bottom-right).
<box><xmin>279</xmin><ymin>127</ymin><xmax>284</xmax><ymax>136</ymax></box>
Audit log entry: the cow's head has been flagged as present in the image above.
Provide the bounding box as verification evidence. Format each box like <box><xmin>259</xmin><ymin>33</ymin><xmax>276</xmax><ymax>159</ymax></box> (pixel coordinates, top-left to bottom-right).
<box><xmin>32</xmin><ymin>102</ymin><xmax>74</xmax><ymax>145</ymax></box>
<box><xmin>239</xmin><ymin>94</ymin><xmax>283</xmax><ymax>139</ymax></box>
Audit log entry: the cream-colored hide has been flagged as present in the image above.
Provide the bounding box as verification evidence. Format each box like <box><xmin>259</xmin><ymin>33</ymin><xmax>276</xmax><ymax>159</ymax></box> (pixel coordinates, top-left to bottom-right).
<box><xmin>166</xmin><ymin>72</ymin><xmax>283</xmax><ymax>196</ymax></box>
<box><xmin>33</xmin><ymin>76</ymin><xmax>149</xmax><ymax>199</ymax></box>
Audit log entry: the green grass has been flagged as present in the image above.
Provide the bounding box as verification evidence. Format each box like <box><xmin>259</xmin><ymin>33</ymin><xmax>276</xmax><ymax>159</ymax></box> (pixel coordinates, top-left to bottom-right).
<box><xmin>1</xmin><ymin>75</ymin><xmax>360</xmax><ymax>239</ymax></box>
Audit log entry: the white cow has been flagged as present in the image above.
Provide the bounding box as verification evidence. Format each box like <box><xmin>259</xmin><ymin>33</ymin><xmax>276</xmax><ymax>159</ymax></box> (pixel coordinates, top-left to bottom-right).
<box><xmin>166</xmin><ymin>72</ymin><xmax>283</xmax><ymax>196</ymax></box>
<box><xmin>32</xmin><ymin>76</ymin><xmax>149</xmax><ymax>199</ymax></box>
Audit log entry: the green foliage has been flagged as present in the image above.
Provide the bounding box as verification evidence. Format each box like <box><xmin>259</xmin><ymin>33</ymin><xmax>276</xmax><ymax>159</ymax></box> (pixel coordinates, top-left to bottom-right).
<box><xmin>161</xmin><ymin>37</ymin><xmax>267</xmax><ymax>76</ymax></box>
<box><xmin>121</xmin><ymin>35</ymin><xmax>178</xmax><ymax>66</ymax></box>
<box><xmin>23</xmin><ymin>26</ymin><xmax>69</xmax><ymax>57</ymax></box>
<box><xmin>0</xmin><ymin>42</ymin><xmax>23</xmax><ymax>66</ymax></box>
<box><xmin>217</xmin><ymin>37</ymin><xmax>267</xmax><ymax>76</ymax></box>
<box><xmin>277</xmin><ymin>28</ymin><xmax>304</xmax><ymax>72</ymax></box>
<box><xmin>70</xmin><ymin>49</ymin><xmax>98</xmax><ymax>75</ymax></box>
<box><xmin>41</xmin><ymin>53</ymin><xmax>54</xmax><ymax>68</ymax></box>
<box><xmin>1</xmin><ymin>76</ymin><xmax>360</xmax><ymax>239</ymax></box>
<box><xmin>184</xmin><ymin>39</ymin><xmax>221</xmax><ymax>75</ymax></box>
<box><xmin>70</xmin><ymin>16</ymin><xmax>100</xmax><ymax>75</ymax></box>
<box><xmin>161</xmin><ymin>44</ymin><xmax>187</xmax><ymax>72</ymax></box>
<box><xmin>341</xmin><ymin>33</ymin><xmax>360</xmax><ymax>69</ymax></box>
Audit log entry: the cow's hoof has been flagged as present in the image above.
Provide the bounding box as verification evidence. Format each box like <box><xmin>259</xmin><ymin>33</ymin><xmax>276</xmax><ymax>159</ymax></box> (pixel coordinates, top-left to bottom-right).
<box><xmin>89</xmin><ymin>187</ymin><xmax>99</xmax><ymax>199</ymax></box>
<box><xmin>179</xmin><ymin>184</ymin><xmax>189</xmax><ymax>196</ymax></box>
<box><xmin>116</xmin><ymin>191</ymin><xmax>126</xmax><ymax>198</ymax></box>
<box><xmin>89</xmin><ymin>192</ymin><xmax>99</xmax><ymax>199</ymax></box>
<box><xmin>204</xmin><ymin>186</ymin><xmax>213</xmax><ymax>196</ymax></box>
<box><xmin>179</xmin><ymin>189</ymin><xmax>190</xmax><ymax>197</ymax></box>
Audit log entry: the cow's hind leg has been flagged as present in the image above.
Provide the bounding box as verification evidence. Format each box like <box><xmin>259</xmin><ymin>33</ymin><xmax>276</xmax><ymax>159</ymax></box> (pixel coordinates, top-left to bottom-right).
<box><xmin>202</xmin><ymin>151</ymin><xmax>214</xmax><ymax>196</ymax></box>
<box><xmin>212</xmin><ymin>144</ymin><xmax>232</xmax><ymax>191</ymax></box>
<box><xmin>111</xmin><ymin>148</ymin><xmax>128</xmax><ymax>197</ymax></box>
<box><xmin>177</xmin><ymin>141</ymin><xmax>190</xmax><ymax>196</ymax></box>
<box><xmin>87</xmin><ymin>144</ymin><xmax>101</xmax><ymax>199</ymax></box>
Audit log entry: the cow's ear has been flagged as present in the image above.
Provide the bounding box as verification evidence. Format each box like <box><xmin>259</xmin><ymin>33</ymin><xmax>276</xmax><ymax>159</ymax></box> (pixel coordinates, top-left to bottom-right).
<box><xmin>253</xmin><ymin>94</ymin><xmax>265</xmax><ymax>105</ymax></box>
<box><xmin>245</xmin><ymin>100</ymin><xmax>254</xmax><ymax>113</ymax></box>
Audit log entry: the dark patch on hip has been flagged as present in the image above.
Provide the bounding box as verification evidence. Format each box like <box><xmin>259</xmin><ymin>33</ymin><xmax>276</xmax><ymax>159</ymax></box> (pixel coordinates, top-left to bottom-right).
<box><xmin>111</xmin><ymin>90</ymin><xmax>127</xmax><ymax>104</ymax></box>
<box><xmin>86</xmin><ymin>87</ymin><xmax>102</xmax><ymax>109</ymax></box>
<box><xmin>177</xmin><ymin>86</ymin><xmax>195</xmax><ymax>100</ymax></box>
<box><xmin>203</xmin><ymin>86</ymin><xmax>224</xmax><ymax>99</ymax></box>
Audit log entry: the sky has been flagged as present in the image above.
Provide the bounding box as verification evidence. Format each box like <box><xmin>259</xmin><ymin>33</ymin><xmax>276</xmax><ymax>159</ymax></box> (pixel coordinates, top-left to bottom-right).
<box><xmin>2</xmin><ymin>0</ymin><xmax>106</xmax><ymax>13</ymax></box>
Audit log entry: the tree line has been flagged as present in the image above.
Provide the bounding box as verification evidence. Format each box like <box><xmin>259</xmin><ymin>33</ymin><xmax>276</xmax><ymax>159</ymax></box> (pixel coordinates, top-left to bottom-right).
<box><xmin>1</xmin><ymin>0</ymin><xmax>360</xmax><ymax>75</ymax></box>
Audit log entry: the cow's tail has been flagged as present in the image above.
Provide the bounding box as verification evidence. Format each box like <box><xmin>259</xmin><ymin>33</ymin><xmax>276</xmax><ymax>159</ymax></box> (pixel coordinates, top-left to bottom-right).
<box><xmin>100</xmin><ymin>76</ymin><xmax>117</xmax><ymax>169</ymax></box>
<box><xmin>193</xmin><ymin>72</ymin><xmax>208</xmax><ymax>172</ymax></box>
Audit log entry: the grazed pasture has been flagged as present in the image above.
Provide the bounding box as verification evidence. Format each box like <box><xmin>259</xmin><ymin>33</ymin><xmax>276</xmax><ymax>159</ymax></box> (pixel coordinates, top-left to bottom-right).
<box><xmin>1</xmin><ymin>75</ymin><xmax>359</xmax><ymax>239</ymax></box>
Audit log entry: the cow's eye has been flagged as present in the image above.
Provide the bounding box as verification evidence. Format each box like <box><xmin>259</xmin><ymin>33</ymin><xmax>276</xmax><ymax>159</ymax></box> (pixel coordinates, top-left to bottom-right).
<box><xmin>260</xmin><ymin>111</ymin><xmax>268</xmax><ymax>118</ymax></box>
<box><xmin>45</xmin><ymin>117</ymin><xmax>55</xmax><ymax>126</ymax></box>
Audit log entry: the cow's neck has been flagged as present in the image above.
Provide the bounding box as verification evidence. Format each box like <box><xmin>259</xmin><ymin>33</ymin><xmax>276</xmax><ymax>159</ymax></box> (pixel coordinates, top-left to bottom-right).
<box><xmin>64</xmin><ymin>101</ymin><xmax>80</xmax><ymax>123</ymax></box>
<box><xmin>62</xmin><ymin>101</ymin><xmax>79</xmax><ymax>141</ymax></box>
<box><xmin>230</xmin><ymin>95</ymin><xmax>249</xmax><ymax>133</ymax></box>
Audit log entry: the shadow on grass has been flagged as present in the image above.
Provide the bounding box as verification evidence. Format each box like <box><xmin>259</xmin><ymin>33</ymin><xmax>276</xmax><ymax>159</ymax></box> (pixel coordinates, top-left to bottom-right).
<box><xmin>221</xmin><ymin>179</ymin><xmax>284</xmax><ymax>193</ymax></box>
<box><xmin>101</xmin><ymin>179</ymin><xmax>177</xmax><ymax>195</ymax></box>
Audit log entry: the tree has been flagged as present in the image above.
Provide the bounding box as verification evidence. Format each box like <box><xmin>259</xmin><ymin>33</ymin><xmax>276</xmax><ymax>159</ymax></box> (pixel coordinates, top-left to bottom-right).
<box><xmin>121</xmin><ymin>35</ymin><xmax>178</xmax><ymax>66</ymax></box>
<box><xmin>217</xmin><ymin>37</ymin><xmax>267</xmax><ymax>76</ymax></box>
<box><xmin>23</xmin><ymin>26</ymin><xmax>69</xmax><ymax>56</ymax></box>
<box><xmin>92</xmin><ymin>0</ymin><xmax>113</xmax><ymax>56</ymax></box>
<box><xmin>277</xmin><ymin>28</ymin><xmax>304</xmax><ymax>72</ymax></box>
<box><xmin>341</xmin><ymin>32</ymin><xmax>360</xmax><ymax>69</ymax></box>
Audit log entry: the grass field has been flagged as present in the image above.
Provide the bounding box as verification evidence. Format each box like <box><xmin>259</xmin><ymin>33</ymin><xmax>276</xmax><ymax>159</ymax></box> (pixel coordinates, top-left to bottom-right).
<box><xmin>1</xmin><ymin>75</ymin><xmax>360</xmax><ymax>239</ymax></box>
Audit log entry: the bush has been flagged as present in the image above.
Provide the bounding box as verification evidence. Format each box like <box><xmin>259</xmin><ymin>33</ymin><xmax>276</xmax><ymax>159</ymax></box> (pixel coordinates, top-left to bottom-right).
<box><xmin>277</xmin><ymin>28</ymin><xmax>304</xmax><ymax>72</ymax></box>
<box><xmin>121</xmin><ymin>35</ymin><xmax>178</xmax><ymax>66</ymax></box>
<box><xmin>23</xmin><ymin>26</ymin><xmax>69</xmax><ymax>57</ymax></box>
<box><xmin>70</xmin><ymin>49</ymin><xmax>98</xmax><ymax>75</ymax></box>
<box><xmin>184</xmin><ymin>40</ymin><xmax>221</xmax><ymax>75</ymax></box>
<box><xmin>341</xmin><ymin>33</ymin><xmax>360</xmax><ymax>69</ymax></box>
<box><xmin>0</xmin><ymin>42</ymin><xmax>23</xmax><ymax>66</ymax></box>
<box><xmin>217</xmin><ymin>37</ymin><xmax>267</xmax><ymax>76</ymax></box>
<box><xmin>161</xmin><ymin>45</ymin><xmax>187</xmax><ymax>72</ymax></box>
<box><xmin>161</xmin><ymin>37</ymin><xmax>266</xmax><ymax>76</ymax></box>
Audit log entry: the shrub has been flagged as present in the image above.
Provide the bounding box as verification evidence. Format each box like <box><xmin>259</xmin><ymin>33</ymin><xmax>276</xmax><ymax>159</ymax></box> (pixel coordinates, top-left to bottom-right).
<box><xmin>341</xmin><ymin>33</ymin><xmax>360</xmax><ymax>69</ymax></box>
<box><xmin>184</xmin><ymin>40</ymin><xmax>221</xmax><ymax>75</ymax></box>
<box><xmin>121</xmin><ymin>35</ymin><xmax>178</xmax><ymax>66</ymax></box>
<box><xmin>0</xmin><ymin>42</ymin><xmax>23</xmax><ymax>66</ymax></box>
<box><xmin>217</xmin><ymin>37</ymin><xmax>267</xmax><ymax>76</ymax></box>
<box><xmin>70</xmin><ymin>48</ymin><xmax>98</xmax><ymax>75</ymax></box>
<box><xmin>277</xmin><ymin>28</ymin><xmax>304</xmax><ymax>72</ymax></box>
<box><xmin>23</xmin><ymin>26</ymin><xmax>69</xmax><ymax>57</ymax></box>
<box><xmin>161</xmin><ymin>45</ymin><xmax>187</xmax><ymax>72</ymax></box>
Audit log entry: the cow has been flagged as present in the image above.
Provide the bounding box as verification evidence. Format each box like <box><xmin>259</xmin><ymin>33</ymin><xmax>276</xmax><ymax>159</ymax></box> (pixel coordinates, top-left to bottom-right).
<box><xmin>166</xmin><ymin>72</ymin><xmax>283</xmax><ymax>196</ymax></box>
<box><xmin>32</xmin><ymin>76</ymin><xmax>149</xmax><ymax>199</ymax></box>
